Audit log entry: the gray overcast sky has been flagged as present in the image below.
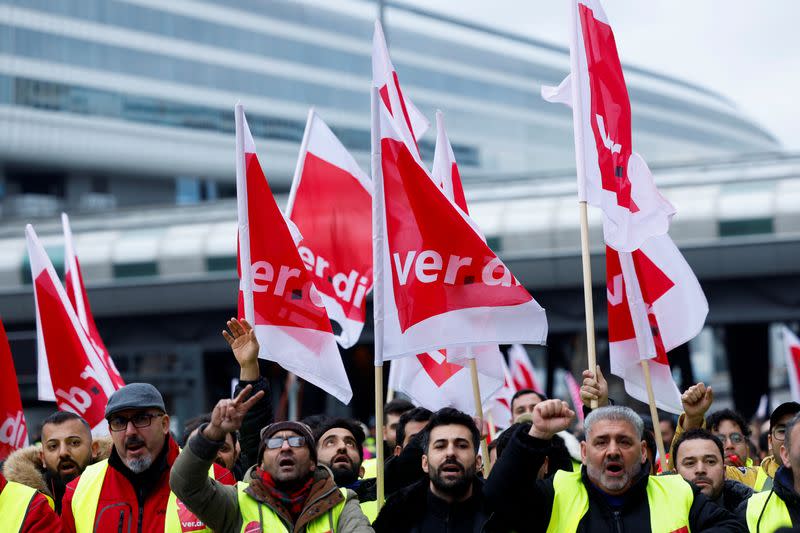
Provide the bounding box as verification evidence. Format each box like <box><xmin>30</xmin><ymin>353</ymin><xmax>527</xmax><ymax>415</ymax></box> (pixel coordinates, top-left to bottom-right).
<box><xmin>399</xmin><ymin>0</ymin><xmax>800</xmax><ymax>151</ymax></box>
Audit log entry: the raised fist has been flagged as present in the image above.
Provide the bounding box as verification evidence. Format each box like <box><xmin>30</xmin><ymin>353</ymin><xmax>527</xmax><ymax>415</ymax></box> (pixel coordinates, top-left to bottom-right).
<box><xmin>682</xmin><ymin>382</ymin><xmax>713</xmax><ymax>429</ymax></box>
<box><xmin>529</xmin><ymin>399</ymin><xmax>575</xmax><ymax>440</ymax></box>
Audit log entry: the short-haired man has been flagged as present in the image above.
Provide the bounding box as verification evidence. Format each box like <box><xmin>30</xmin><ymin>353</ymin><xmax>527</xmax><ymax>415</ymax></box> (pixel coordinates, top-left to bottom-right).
<box><xmin>171</xmin><ymin>391</ymin><xmax>373</xmax><ymax>532</ymax></box>
<box><xmin>383</xmin><ymin>399</ymin><xmax>414</xmax><ymax>450</ymax></box>
<box><xmin>3</xmin><ymin>411</ymin><xmax>106</xmax><ymax>514</ymax></box>
<box><xmin>393</xmin><ymin>407</ymin><xmax>432</xmax><ymax>456</ymax></box>
<box><xmin>673</xmin><ymin>429</ymin><xmax>753</xmax><ymax>513</ymax></box>
<box><xmin>740</xmin><ymin>412</ymin><xmax>800</xmax><ymax>530</ymax></box>
<box><xmin>315</xmin><ymin>417</ymin><xmax>379</xmax><ymax>522</ymax></box>
<box><xmin>374</xmin><ymin>408</ymin><xmax>505</xmax><ymax>532</ymax></box>
<box><xmin>673</xmin><ymin>383</ymin><xmax>799</xmax><ymax>490</ymax></box>
<box><xmin>510</xmin><ymin>388</ymin><xmax>547</xmax><ymax>423</ymax></box>
<box><xmin>61</xmin><ymin>383</ymin><xmax>235</xmax><ymax>532</ymax></box>
<box><xmin>485</xmin><ymin>401</ymin><xmax>745</xmax><ymax>532</ymax></box>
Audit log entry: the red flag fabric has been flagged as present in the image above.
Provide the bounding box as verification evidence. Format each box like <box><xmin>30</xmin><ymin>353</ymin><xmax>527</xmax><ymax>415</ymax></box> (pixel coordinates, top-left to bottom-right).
<box><xmin>235</xmin><ymin>105</ymin><xmax>351</xmax><ymax>404</ymax></box>
<box><xmin>372</xmin><ymin>20</ymin><xmax>429</xmax><ymax>159</ymax></box>
<box><xmin>564</xmin><ymin>371</ymin><xmax>585</xmax><ymax>423</ymax></box>
<box><xmin>431</xmin><ymin>111</ymin><xmax>469</xmax><ymax>214</ymax></box>
<box><xmin>62</xmin><ymin>213</ymin><xmax>125</xmax><ymax>390</ymax></box>
<box><xmin>0</xmin><ymin>319</ymin><xmax>27</xmax><ymax>460</ymax></box>
<box><xmin>508</xmin><ymin>344</ymin><xmax>542</xmax><ymax>393</ymax></box>
<box><xmin>606</xmin><ymin>233</ymin><xmax>707</xmax><ymax>414</ymax></box>
<box><xmin>286</xmin><ymin>110</ymin><xmax>373</xmax><ymax>349</ymax></box>
<box><xmin>27</xmin><ymin>225</ymin><xmax>115</xmax><ymax>434</ymax></box>
<box><xmin>543</xmin><ymin>0</ymin><xmax>674</xmax><ymax>252</ymax></box>
<box><xmin>782</xmin><ymin>325</ymin><xmax>800</xmax><ymax>403</ymax></box>
<box><xmin>485</xmin><ymin>355</ymin><xmax>516</xmax><ymax>429</ymax></box>
<box><xmin>373</xmin><ymin>105</ymin><xmax>547</xmax><ymax>362</ymax></box>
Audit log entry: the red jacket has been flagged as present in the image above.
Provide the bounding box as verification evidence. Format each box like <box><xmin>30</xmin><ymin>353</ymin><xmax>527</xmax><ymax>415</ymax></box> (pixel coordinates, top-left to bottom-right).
<box><xmin>0</xmin><ymin>471</ymin><xmax>61</xmax><ymax>533</ymax></box>
<box><xmin>60</xmin><ymin>436</ymin><xmax>233</xmax><ymax>533</ymax></box>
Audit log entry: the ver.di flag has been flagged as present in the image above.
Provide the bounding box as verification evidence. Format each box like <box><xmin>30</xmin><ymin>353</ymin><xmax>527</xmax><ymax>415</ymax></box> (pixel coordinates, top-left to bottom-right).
<box><xmin>62</xmin><ymin>213</ymin><xmax>125</xmax><ymax>389</ymax></box>
<box><xmin>542</xmin><ymin>0</ymin><xmax>674</xmax><ymax>252</ymax></box>
<box><xmin>235</xmin><ymin>104</ymin><xmax>352</xmax><ymax>404</ymax></box>
<box><xmin>782</xmin><ymin>325</ymin><xmax>800</xmax><ymax>403</ymax></box>
<box><xmin>0</xmin><ymin>318</ymin><xmax>27</xmax><ymax>460</ymax></box>
<box><xmin>606</xmin><ymin>233</ymin><xmax>707</xmax><ymax>413</ymax></box>
<box><xmin>27</xmin><ymin>225</ymin><xmax>115</xmax><ymax>434</ymax></box>
<box><xmin>286</xmin><ymin>110</ymin><xmax>373</xmax><ymax>349</ymax></box>
<box><xmin>372</xmin><ymin>103</ymin><xmax>547</xmax><ymax>362</ymax></box>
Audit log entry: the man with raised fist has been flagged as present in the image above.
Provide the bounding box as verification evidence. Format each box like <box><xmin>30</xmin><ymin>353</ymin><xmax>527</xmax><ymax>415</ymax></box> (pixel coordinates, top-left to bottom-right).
<box><xmin>485</xmin><ymin>400</ymin><xmax>745</xmax><ymax>532</ymax></box>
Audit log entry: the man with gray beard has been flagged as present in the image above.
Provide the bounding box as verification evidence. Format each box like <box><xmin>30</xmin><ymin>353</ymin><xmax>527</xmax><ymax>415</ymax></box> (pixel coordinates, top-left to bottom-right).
<box><xmin>485</xmin><ymin>401</ymin><xmax>745</xmax><ymax>532</ymax></box>
<box><xmin>61</xmin><ymin>383</ymin><xmax>236</xmax><ymax>532</ymax></box>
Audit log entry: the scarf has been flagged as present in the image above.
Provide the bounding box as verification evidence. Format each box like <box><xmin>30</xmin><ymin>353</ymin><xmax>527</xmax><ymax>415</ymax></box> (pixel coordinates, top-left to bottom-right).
<box><xmin>253</xmin><ymin>467</ymin><xmax>314</xmax><ymax>522</ymax></box>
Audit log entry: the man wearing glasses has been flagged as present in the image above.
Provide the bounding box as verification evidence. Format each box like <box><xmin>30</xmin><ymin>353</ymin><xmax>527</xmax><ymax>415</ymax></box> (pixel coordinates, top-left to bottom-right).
<box><xmin>170</xmin><ymin>394</ymin><xmax>373</xmax><ymax>532</ymax></box>
<box><xmin>61</xmin><ymin>383</ymin><xmax>236</xmax><ymax>532</ymax></box>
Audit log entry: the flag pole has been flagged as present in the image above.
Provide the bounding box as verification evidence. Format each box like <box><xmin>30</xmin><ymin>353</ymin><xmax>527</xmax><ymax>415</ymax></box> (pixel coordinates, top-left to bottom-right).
<box><xmin>641</xmin><ymin>359</ymin><xmax>668</xmax><ymax>467</ymax></box>
<box><xmin>469</xmin><ymin>358</ymin><xmax>491</xmax><ymax>478</ymax></box>
<box><xmin>370</xmin><ymin>86</ymin><xmax>386</xmax><ymax>510</ymax></box>
<box><xmin>579</xmin><ymin>203</ymin><xmax>598</xmax><ymax>408</ymax></box>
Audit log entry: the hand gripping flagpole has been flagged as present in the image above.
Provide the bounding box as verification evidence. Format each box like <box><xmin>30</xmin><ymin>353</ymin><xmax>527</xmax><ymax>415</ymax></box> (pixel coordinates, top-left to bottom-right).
<box><xmin>370</xmin><ymin>87</ymin><xmax>386</xmax><ymax>510</ymax></box>
<box><xmin>618</xmin><ymin>251</ymin><xmax>668</xmax><ymax>465</ymax></box>
<box><xmin>469</xmin><ymin>357</ymin><xmax>491</xmax><ymax>477</ymax></box>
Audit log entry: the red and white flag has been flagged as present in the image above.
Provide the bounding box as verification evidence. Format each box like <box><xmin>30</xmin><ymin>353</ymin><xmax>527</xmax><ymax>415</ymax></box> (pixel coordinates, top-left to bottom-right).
<box><xmin>564</xmin><ymin>371</ymin><xmax>585</xmax><ymax>423</ymax></box>
<box><xmin>62</xmin><ymin>213</ymin><xmax>125</xmax><ymax>390</ymax></box>
<box><xmin>431</xmin><ymin>111</ymin><xmax>469</xmax><ymax>214</ymax></box>
<box><xmin>372</xmin><ymin>103</ymin><xmax>547</xmax><ymax>362</ymax></box>
<box><xmin>27</xmin><ymin>225</ymin><xmax>115</xmax><ymax>434</ymax></box>
<box><xmin>782</xmin><ymin>325</ymin><xmax>800</xmax><ymax>403</ymax></box>
<box><xmin>373</xmin><ymin>20</ymin><xmax>429</xmax><ymax>158</ymax></box>
<box><xmin>606</xmin><ymin>234</ymin><xmax>708</xmax><ymax>414</ymax></box>
<box><xmin>286</xmin><ymin>110</ymin><xmax>373</xmax><ymax>349</ymax></box>
<box><xmin>0</xmin><ymin>318</ymin><xmax>27</xmax><ymax>460</ymax></box>
<box><xmin>542</xmin><ymin>0</ymin><xmax>674</xmax><ymax>252</ymax></box>
<box><xmin>484</xmin><ymin>355</ymin><xmax>516</xmax><ymax>428</ymax></box>
<box><xmin>387</xmin><ymin>349</ymin><xmax>502</xmax><ymax>416</ymax></box>
<box><xmin>508</xmin><ymin>344</ymin><xmax>542</xmax><ymax>393</ymax></box>
<box><xmin>235</xmin><ymin>104</ymin><xmax>351</xmax><ymax>404</ymax></box>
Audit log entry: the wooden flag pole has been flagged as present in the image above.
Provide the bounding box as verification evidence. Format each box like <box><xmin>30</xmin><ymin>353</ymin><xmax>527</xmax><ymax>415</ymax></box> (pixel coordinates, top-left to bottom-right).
<box><xmin>374</xmin><ymin>364</ymin><xmax>385</xmax><ymax>508</ymax></box>
<box><xmin>641</xmin><ymin>359</ymin><xmax>668</xmax><ymax>469</ymax></box>
<box><xmin>469</xmin><ymin>358</ymin><xmax>491</xmax><ymax>478</ymax></box>
<box><xmin>579</xmin><ymin>202</ymin><xmax>598</xmax><ymax>408</ymax></box>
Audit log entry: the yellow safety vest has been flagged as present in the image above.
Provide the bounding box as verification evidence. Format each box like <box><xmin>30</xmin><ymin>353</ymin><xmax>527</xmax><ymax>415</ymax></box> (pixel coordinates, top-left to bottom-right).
<box><xmin>237</xmin><ymin>482</ymin><xmax>347</xmax><ymax>532</ymax></box>
<box><xmin>746</xmin><ymin>490</ymin><xmax>792</xmax><ymax>533</ymax></box>
<box><xmin>72</xmin><ymin>459</ymin><xmax>216</xmax><ymax>533</ymax></box>
<box><xmin>546</xmin><ymin>470</ymin><xmax>694</xmax><ymax>533</ymax></box>
<box><xmin>0</xmin><ymin>479</ymin><xmax>54</xmax><ymax>533</ymax></box>
<box><xmin>361</xmin><ymin>458</ymin><xmax>377</xmax><ymax>480</ymax></box>
<box><xmin>360</xmin><ymin>499</ymin><xmax>378</xmax><ymax>523</ymax></box>
<box><xmin>755</xmin><ymin>467</ymin><xmax>774</xmax><ymax>492</ymax></box>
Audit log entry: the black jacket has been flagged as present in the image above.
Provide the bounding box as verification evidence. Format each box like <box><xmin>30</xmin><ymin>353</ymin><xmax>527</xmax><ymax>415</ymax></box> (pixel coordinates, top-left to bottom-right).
<box><xmin>717</xmin><ymin>479</ymin><xmax>753</xmax><ymax>514</ymax></box>
<box><xmin>485</xmin><ymin>425</ymin><xmax>746</xmax><ymax>532</ymax></box>
<box><xmin>736</xmin><ymin>466</ymin><xmax>800</xmax><ymax>526</ymax></box>
<box><xmin>374</xmin><ymin>477</ymin><xmax>504</xmax><ymax>533</ymax></box>
<box><xmin>233</xmin><ymin>375</ymin><xmax>273</xmax><ymax>474</ymax></box>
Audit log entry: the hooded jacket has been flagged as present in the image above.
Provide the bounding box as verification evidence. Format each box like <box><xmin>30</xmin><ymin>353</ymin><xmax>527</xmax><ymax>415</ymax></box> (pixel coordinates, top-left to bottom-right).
<box><xmin>170</xmin><ymin>427</ymin><xmax>373</xmax><ymax>532</ymax></box>
<box><xmin>2</xmin><ymin>437</ymin><xmax>113</xmax><ymax>514</ymax></box>
<box><xmin>484</xmin><ymin>425</ymin><xmax>746</xmax><ymax>532</ymax></box>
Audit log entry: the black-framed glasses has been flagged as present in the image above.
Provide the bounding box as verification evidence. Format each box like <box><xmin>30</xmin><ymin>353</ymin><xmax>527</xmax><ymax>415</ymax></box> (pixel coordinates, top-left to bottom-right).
<box><xmin>108</xmin><ymin>413</ymin><xmax>163</xmax><ymax>432</ymax></box>
<box><xmin>266</xmin><ymin>436</ymin><xmax>305</xmax><ymax>449</ymax></box>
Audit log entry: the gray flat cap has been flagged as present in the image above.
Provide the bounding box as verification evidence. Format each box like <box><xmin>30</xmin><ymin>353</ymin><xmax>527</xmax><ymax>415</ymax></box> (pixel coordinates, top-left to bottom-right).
<box><xmin>105</xmin><ymin>383</ymin><xmax>166</xmax><ymax>418</ymax></box>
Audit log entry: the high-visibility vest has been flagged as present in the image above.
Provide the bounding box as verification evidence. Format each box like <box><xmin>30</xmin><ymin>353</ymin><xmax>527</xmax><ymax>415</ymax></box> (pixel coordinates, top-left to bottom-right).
<box><xmin>755</xmin><ymin>467</ymin><xmax>774</xmax><ymax>492</ymax></box>
<box><xmin>71</xmin><ymin>459</ymin><xmax>215</xmax><ymax>533</ymax></box>
<box><xmin>0</xmin><ymin>479</ymin><xmax>54</xmax><ymax>533</ymax></box>
<box><xmin>360</xmin><ymin>499</ymin><xmax>378</xmax><ymax>523</ymax></box>
<box><xmin>545</xmin><ymin>470</ymin><xmax>694</xmax><ymax>533</ymax></box>
<box><xmin>237</xmin><ymin>481</ymin><xmax>347</xmax><ymax>532</ymax></box>
<box><xmin>746</xmin><ymin>490</ymin><xmax>792</xmax><ymax>533</ymax></box>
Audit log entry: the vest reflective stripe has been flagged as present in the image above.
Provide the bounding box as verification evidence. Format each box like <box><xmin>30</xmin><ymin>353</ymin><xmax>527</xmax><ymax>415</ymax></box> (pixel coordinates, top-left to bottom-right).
<box><xmin>755</xmin><ymin>467</ymin><xmax>773</xmax><ymax>492</ymax></box>
<box><xmin>546</xmin><ymin>470</ymin><xmax>694</xmax><ymax>533</ymax></box>
<box><xmin>746</xmin><ymin>490</ymin><xmax>792</xmax><ymax>532</ymax></box>
<box><xmin>0</xmin><ymin>480</ymin><xmax>46</xmax><ymax>533</ymax></box>
<box><xmin>238</xmin><ymin>482</ymin><xmax>347</xmax><ymax>532</ymax></box>
<box><xmin>72</xmin><ymin>459</ymin><xmax>216</xmax><ymax>533</ymax></box>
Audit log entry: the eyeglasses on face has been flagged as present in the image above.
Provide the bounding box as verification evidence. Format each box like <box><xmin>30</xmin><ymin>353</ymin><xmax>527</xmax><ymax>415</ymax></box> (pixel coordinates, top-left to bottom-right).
<box><xmin>716</xmin><ymin>432</ymin><xmax>745</xmax><ymax>444</ymax></box>
<box><xmin>773</xmin><ymin>426</ymin><xmax>787</xmax><ymax>441</ymax></box>
<box><xmin>108</xmin><ymin>413</ymin><xmax>164</xmax><ymax>432</ymax></box>
<box><xmin>265</xmin><ymin>436</ymin><xmax>306</xmax><ymax>449</ymax></box>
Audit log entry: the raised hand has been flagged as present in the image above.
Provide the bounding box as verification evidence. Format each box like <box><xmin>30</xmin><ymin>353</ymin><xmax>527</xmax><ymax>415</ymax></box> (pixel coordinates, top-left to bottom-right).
<box><xmin>682</xmin><ymin>382</ymin><xmax>713</xmax><ymax>429</ymax></box>
<box><xmin>580</xmin><ymin>365</ymin><xmax>609</xmax><ymax>408</ymax></box>
<box><xmin>203</xmin><ymin>385</ymin><xmax>265</xmax><ymax>442</ymax></box>
<box><xmin>223</xmin><ymin>318</ymin><xmax>260</xmax><ymax>380</ymax></box>
<box><xmin>529</xmin><ymin>399</ymin><xmax>575</xmax><ymax>440</ymax></box>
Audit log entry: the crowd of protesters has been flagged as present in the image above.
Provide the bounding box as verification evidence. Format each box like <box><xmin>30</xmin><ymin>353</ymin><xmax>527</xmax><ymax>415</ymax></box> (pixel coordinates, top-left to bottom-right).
<box><xmin>2</xmin><ymin>319</ymin><xmax>800</xmax><ymax>532</ymax></box>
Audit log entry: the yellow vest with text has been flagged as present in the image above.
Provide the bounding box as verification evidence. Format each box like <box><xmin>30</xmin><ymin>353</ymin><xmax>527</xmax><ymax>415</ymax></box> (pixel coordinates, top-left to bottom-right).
<box><xmin>746</xmin><ymin>490</ymin><xmax>792</xmax><ymax>533</ymax></box>
<box><xmin>237</xmin><ymin>482</ymin><xmax>347</xmax><ymax>532</ymax></box>
<box><xmin>71</xmin><ymin>459</ymin><xmax>216</xmax><ymax>533</ymax></box>
<box><xmin>546</xmin><ymin>470</ymin><xmax>694</xmax><ymax>533</ymax></box>
<box><xmin>0</xmin><ymin>479</ymin><xmax>54</xmax><ymax>533</ymax></box>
